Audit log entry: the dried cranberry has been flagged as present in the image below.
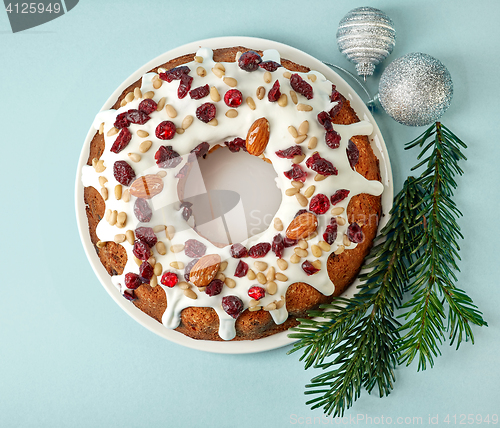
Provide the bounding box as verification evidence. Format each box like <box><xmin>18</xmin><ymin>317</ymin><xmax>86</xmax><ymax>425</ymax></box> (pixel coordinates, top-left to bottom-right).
<box><xmin>283</xmin><ymin>237</ymin><xmax>298</xmax><ymax>247</ymax></box>
<box><xmin>309</xmin><ymin>194</ymin><xmax>330</xmax><ymax>215</ymax></box>
<box><xmin>347</xmin><ymin>223</ymin><xmax>364</xmax><ymax>243</ymax></box>
<box><xmin>133</xmin><ymin>240</ymin><xmax>150</xmax><ymax>261</ymax></box>
<box><xmin>224</xmin><ymin>137</ymin><xmax>246</xmax><ymax>153</ymax></box>
<box><xmin>196</xmin><ymin>103</ymin><xmax>216</xmax><ymax>123</ymax></box>
<box><xmin>317</xmin><ymin>111</ymin><xmax>333</xmax><ymax>131</ymax></box>
<box><xmin>248</xmin><ymin>286</ymin><xmax>266</xmax><ymax>300</ymax></box>
<box><xmin>183</xmin><ymin>206</ymin><xmax>193</xmax><ymax>221</ymax></box>
<box><xmin>234</xmin><ymin>260</ymin><xmax>249</xmax><ymax>278</ymax></box>
<box><xmin>294</xmin><ymin>209</ymin><xmax>309</xmax><ymax>218</ymax></box>
<box><xmin>290</xmin><ymin>73</ymin><xmax>313</xmax><ymax>100</ymax></box>
<box><xmin>134</xmin><ymin>198</ymin><xmax>152</xmax><ymax>222</ymax></box>
<box><xmin>259</xmin><ymin>60</ymin><xmax>281</xmax><ymax>71</ymax></box>
<box><xmin>185</xmin><ymin>239</ymin><xmax>206</xmax><ymax>258</ymax></box>
<box><xmin>330</xmin><ymin>85</ymin><xmax>341</xmax><ymax>102</ymax></box>
<box><xmin>238</xmin><ymin>51</ymin><xmax>262</xmax><ymax>72</ymax></box>
<box><xmin>248</xmin><ymin>243</ymin><xmax>271</xmax><ymax>258</ymax></box>
<box><xmin>139</xmin><ymin>262</ymin><xmax>154</xmax><ymax>282</ymax></box>
<box><xmin>330</xmin><ymin>189</ymin><xmax>350</xmax><ymax>205</ymax></box>
<box><xmin>135</xmin><ymin>226</ymin><xmax>157</xmax><ymax>248</ymax></box>
<box><xmin>323</xmin><ymin>222</ymin><xmax>338</xmax><ymax>245</ymax></box>
<box><xmin>347</xmin><ymin>140</ymin><xmax>359</xmax><ymax>169</ymax></box>
<box><xmin>155</xmin><ymin>121</ymin><xmax>176</xmax><ymax>140</ymax></box>
<box><xmin>224</xmin><ymin>89</ymin><xmax>243</xmax><ymax>108</ymax></box>
<box><xmin>275</xmin><ymin>146</ymin><xmax>302</xmax><ymax>159</ymax></box>
<box><xmin>329</xmin><ymin>102</ymin><xmax>343</xmax><ymax>119</ymax></box>
<box><xmin>302</xmin><ymin>260</ymin><xmax>320</xmax><ymax>275</ymax></box>
<box><xmin>222</xmin><ymin>296</ymin><xmax>244</xmax><ymax>319</ymax></box>
<box><xmin>230</xmin><ymin>243</ymin><xmax>248</xmax><ymax>258</ymax></box>
<box><xmin>125</xmin><ymin>109</ymin><xmax>150</xmax><ymax>125</ymax></box>
<box><xmin>114</xmin><ymin>112</ymin><xmax>130</xmax><ymax>129</ymax></box>
<box><xmin>268</xmin><ymin>80</ymin><xmax>281</xmax><ymax>102</ymax></box>
<box><xmin>155</xmin><ymin>145</ymin><xmax>181</xmax><ymax>168</ymax></box>
<box><xmin>110</xmin><ymin>128</ymin><xmax>132</xmax><ymax>154</ymax></box>
<box><xmin>206</xmin><ymin>279</ymin><xmax>224</xmax><ymax>297</ymax></box>
<box><xmin>178</xmin><ymin>74</ymin><xmax>193</xmax><ymax>99</ymax></box>
<box><xmin>272</xmin><ymin>234</ymin><xmax>284</xmax><ymax>259</ymax></box>
<box><xmin>160</xmin><ymin>271</ymin><xmax>178</xmax><ymax>288</ymax></box>
<box><xmin>125</xmin><ymin>272</ymin><xmax>142</xmax><ymax>289</ymax></box>
<box><xmin>283</xmin><ymin>164</ymin><xmax>307</xmax><ymax>182</ymax></box>
<box><xmin>182</xmin><ymin>209</ymin><xmax>193</xmax><ymax>224</ymax></box>
<box><xmin>138</xmin><ymin>99</ymin><xmax>157</xmax><ymax>114</ymax></box>
<box><xmin>191</xmin><ymin>142</ymin><xmax>209</xmax><ymax>159</ymax></box>
<box><xmin>305</xmin><ymin>153</ymin><xmax>338</xmax><ymax>176</ymax></box>
<box><xmin>159</xmin><ymin>66</ymin><xmax>190</xmax><ymax>82</ymax></box>
<box><xmin>325</xmin><ymin>130</ymin><xmax>341</xmax><ymax>149</ymax></box>
<box><xmin>180</xmin><ymin>201</ymin><xmax>193</xmax><ymax>221</ymax></box>
<box><xmin>189</xmin><ymin>84</ymin><xmax>210</xmax><ymax>100</ymax></box>
<box><xmin>329</xmin><ymin>85</ymin><xmax>343</xmax><ymax>118</ymax></box>
<box><xmin>184</xmin><ymin>258</ymin><xmax>199</xmax><ymax>282</ymax></box>
<box><xmin>123</xmin><ymin>290</ymin><xmax>136</xmax><ymax>301</ymax></box>
<box><xmin>113</xmin><ymin>160</ymin><xmax>136</xmax><ymax>186</ymax></box>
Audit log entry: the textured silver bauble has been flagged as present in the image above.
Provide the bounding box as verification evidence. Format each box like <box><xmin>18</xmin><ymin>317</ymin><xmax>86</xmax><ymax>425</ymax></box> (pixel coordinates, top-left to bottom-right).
<box><xmin>336</xmin><ymin>6</ymin><xmax>396</xmax><ymax>78</ymax></box>
<box><xmin>378</xmin><ymin>52</ymin><xmax>453</xmax><ymax>126</ymax></box>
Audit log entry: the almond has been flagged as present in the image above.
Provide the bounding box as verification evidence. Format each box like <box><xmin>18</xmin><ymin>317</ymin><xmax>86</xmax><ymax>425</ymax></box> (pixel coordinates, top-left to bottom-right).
<box><xmin>285</xmin><ymin>212</ymin><xmax>318</xmax><ymax>240</ymax></box>
<box><xmin>129</xmin><ymin>174</ymin><xmax>164</xmax><ymax>199</ymax></box>
<box><xmin>246</xmin><ymin>117</ymin><xmax>270</xmax><ymax>156</ymax></box>
<box><xmin>189</xmin><ymin>254</ymin><xmax>221</xmax><ymax>287</ymax></box>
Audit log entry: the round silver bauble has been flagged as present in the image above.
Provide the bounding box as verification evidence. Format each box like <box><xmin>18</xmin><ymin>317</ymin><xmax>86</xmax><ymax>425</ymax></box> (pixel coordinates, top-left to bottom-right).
<box><xmin>378</xmin><ymin>52</ymin><xmax>453</xmax><ymax>126</ymax></box>
<box><xmin>336</xmin><ymin>6</ymin><xmax>396</xmax><ymax>79</ymax></box>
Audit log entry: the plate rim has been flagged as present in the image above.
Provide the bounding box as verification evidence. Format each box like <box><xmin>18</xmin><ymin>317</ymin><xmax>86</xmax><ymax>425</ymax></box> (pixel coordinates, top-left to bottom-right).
<box><xmin>74</xmin><ymin>35</ymin><xmax>393</xmax><ymax>354</ymax></box>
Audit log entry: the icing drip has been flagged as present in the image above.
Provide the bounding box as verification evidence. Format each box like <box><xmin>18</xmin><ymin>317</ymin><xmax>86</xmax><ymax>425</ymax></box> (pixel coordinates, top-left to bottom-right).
<box><xmin>83</xmin><ymin>48</ymin><xmax>384</xmax><ymax>340</ymax></box>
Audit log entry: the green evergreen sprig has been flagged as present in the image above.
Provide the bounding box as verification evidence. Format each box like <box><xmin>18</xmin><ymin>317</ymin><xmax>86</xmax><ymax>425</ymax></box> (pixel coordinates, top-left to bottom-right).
<box><xmin>398</xmin><ymin>123</ymin><xmax>487</xmax><ymax>370</ymax></box>
<box><xmin>288</xmin><ymin>123</ymin><xmax>487</xmax><ymax>417</ymax></box>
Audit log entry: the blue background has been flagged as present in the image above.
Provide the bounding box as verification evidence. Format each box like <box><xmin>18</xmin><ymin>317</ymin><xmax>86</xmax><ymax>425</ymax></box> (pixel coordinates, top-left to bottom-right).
<box><xmin>1</xmin><ymin>0</ymin><xmax>499</xmax><ymax>426</ymax></box>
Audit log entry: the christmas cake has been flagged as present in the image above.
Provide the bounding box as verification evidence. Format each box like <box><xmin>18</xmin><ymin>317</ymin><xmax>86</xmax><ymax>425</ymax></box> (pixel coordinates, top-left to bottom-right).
<box><xmin>81</xmin><ymin>46</ymin><xmax>383</xmax><ymax>341</ymax></box>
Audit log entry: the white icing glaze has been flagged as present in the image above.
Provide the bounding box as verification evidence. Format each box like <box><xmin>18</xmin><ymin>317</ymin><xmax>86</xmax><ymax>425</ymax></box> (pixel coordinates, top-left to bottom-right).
<box><xmin>82</xmin><ymin>48</ymin><xmax>384</xmax><ymax>341</ymax></box>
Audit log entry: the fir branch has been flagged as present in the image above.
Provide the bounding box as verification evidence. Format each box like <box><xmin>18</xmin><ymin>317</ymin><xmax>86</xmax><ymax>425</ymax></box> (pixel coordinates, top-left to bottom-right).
<box><xmin>288</xmin><ymin>179</ymin><xmax>423</xmax><ymax>417</ymax></box>
<box><xmin>289</xmin><ymin>122</ymin><xmax>487</xmax><ymax>416</ymax></box>
<box><xmin>398</xmin><ymin>123</ymin><xmax>487</xmax><ymax>370</ymax></box>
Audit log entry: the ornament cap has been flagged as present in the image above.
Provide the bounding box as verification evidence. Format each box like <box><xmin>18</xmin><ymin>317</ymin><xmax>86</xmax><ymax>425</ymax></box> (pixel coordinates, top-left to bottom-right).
<box><xmin>366</xmin><ymin>93</ymin><xmax>382</xmax><ymax>111</ymax></box>
<box><xmin>355</xmin><ymin>63</ymin><xmax>375</xmax><ymax>79</ymax></box>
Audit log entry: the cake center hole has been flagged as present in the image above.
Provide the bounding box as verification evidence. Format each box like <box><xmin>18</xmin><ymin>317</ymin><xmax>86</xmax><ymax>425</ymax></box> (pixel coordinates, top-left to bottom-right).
<box><xmin>182</xmin><ymin>147</ymin><xmax>281</xmax><ymax>245</ymax></box>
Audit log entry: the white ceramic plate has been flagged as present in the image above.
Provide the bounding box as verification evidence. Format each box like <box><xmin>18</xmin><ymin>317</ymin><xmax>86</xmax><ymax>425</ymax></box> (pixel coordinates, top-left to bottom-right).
<box><xmin>75</xmin><ymin>36</ymin><xmax>393</xmax><ymax>354</ymax></box>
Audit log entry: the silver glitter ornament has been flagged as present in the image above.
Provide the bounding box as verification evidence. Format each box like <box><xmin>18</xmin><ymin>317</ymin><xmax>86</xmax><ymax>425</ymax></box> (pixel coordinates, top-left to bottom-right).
<box><xmin>378</xmin><ymin>52</ymin><xmax>453</xmax><ymax>126</ymax></box>
<box><xmin>336</xmin><ymin>7</ymin><xmax>396</xmax><ymax>79</ymax></box>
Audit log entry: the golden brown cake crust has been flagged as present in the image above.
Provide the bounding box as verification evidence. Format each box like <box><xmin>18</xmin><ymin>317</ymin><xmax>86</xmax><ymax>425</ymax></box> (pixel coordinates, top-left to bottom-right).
<box><xmin>84</xmin><ymin>46</ymin><xmax>382</xmax><ymax>341</ymax></box>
